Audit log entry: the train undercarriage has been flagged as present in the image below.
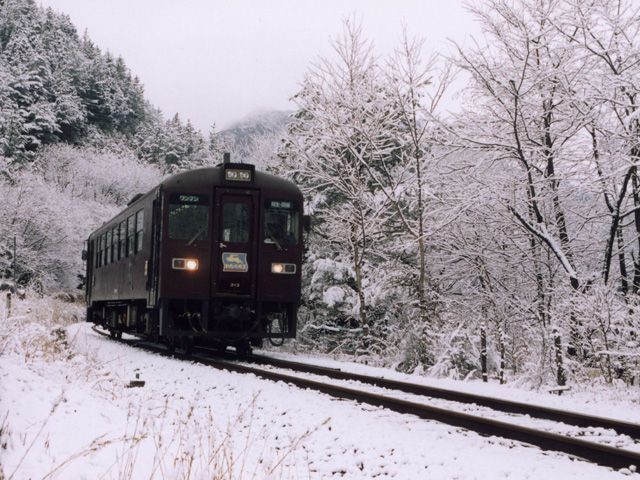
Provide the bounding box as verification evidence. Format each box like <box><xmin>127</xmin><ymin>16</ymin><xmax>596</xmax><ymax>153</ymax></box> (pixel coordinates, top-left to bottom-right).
<box><xmin>88</xmin><ymin>298</ymin><xmax>296</xmax><ymax>355</ymax></box>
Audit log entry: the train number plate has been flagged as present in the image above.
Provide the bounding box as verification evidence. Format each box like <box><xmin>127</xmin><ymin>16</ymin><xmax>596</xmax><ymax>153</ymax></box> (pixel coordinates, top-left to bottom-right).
<box><xmin>222</xmin><ymin>252</ymin><xmax>248</xmax><ymax>272</ymax></box>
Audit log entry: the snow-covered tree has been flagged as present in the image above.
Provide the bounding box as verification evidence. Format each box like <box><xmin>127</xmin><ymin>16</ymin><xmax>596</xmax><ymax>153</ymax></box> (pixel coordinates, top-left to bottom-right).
<box><xmin>284</xmin><ymin>19</ymin><xmax>405</xmax><ymax>355</ymax></box>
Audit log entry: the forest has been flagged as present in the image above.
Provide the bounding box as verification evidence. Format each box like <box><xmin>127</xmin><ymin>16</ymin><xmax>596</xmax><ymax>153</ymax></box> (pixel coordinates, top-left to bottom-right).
<box><xmin>1</xmin><ymin>0</ymin><xmax>639</xmax><ymax>388</ymax></box>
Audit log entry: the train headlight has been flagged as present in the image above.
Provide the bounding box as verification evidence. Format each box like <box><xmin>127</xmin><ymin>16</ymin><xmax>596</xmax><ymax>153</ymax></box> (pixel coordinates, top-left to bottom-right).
<box><xmin>185</xmin><ymin>259</ymin><xmax>199</xmax><ymax>271</ymax></box>
<box><xmin>225</xmin><ymin>169</ymin><xmax>252</xmax><ymax>182</ymax></box>
<box><xmin>172</xmin><ymin>258</ymin><xmax>199</xmax><ymax>271</ymax></box>
<box><xmin>271</xmin><ymin>263</ymin><xmax>296</xmax><ymax>274</ymax></box>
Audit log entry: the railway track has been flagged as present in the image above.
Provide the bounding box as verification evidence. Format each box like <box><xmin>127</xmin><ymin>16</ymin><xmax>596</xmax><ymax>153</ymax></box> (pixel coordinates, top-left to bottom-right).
<box><xmin>242</xmin><ymin>352</ymin><xmax>640</xmax><ymax>439</ymax></box>
<box><xmin>91</xmin><ymin>326</ymin><xmax>640</xmax><ymax>471</ymax></box>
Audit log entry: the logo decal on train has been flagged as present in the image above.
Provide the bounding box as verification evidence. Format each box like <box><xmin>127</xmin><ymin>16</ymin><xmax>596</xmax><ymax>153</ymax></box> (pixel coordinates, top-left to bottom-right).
<box><xmin>222</xmin><ymin>252</ymin><xmax>248</xmax><ymax>272</ymax></box>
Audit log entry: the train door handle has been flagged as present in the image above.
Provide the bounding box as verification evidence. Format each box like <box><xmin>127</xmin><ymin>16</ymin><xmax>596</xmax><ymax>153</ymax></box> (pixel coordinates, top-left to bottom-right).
<box><xmin>219</xmin><ymin>242</ymin><xmax>227</xmax><ymax>249</ymax></box>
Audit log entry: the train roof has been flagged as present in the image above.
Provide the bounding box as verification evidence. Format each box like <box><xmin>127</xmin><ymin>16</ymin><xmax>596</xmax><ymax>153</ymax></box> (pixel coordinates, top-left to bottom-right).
<box><xmin>88</xmin><ymin>163</ymin><xmax>301</xmax><ymax>239</ymax></box>
<box><xmin>161</xmin><ymin>163</ymin><xmax>302</xmax><ymax>196</ymax></box>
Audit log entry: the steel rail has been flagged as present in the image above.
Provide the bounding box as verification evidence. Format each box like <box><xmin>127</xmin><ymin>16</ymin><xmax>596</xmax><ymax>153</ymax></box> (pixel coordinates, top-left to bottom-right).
<box><xmin>194</xmin><ymin>355</ymin><xmax>640</xmax><ymax>471</ymax></box>
<box><xmin>243</xmin><ymin>353</ymin><xmax>640</xmax><ymax>440</ymax></box>
<box><xmin>90</xmin><ymin>327</ymin><xmax>640</xmax><ymax>470</ymax></box>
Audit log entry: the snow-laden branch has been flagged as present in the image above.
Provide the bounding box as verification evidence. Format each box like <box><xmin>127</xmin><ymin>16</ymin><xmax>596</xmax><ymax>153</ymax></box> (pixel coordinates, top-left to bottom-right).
<box><xmin>508</xmin><ymin>205</ymin><xmax>579</xmax><ymax>287</ymax></box>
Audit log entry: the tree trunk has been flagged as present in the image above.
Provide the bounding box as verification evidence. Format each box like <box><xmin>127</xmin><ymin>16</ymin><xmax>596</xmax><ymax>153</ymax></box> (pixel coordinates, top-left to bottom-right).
<box><xmin>553</xmin><ymin>327</ymin><xmax>566</xmax><ymax>386</ymax></box>
<box><xmin>616</xmin><ymin>225</ymin><xmax>629</xmax><ymax>297</ymax></box>
<box><xmin>351</xmin><ymin>225</ymin><xmax>368</xmax><ymax>331</ymax></box>
<box><xmin>498</xmin><ymin>326</ymin><xmax>506</xmax><ymax>385</ymax></box>
<box><xmin>631</xmin><ymin>166</ymin><xmax>640</xmax><ymax>294</ymax></box>
<box><xmin>591</xmin><ymin>126</ymin><xmax>630</xmax><ymax>296</ymax></box>
<box><xmin>415</xmin><ymin>147</ymin><xmax>429</xmax><ymax>327</ymax></box>
<box><xmin>480</xmin><ymin>322</ymin><xmax>488</xmax><ymax>383</ymax></box>
<box><xmin>543</xmin><ymin>112</ymin><xmax>582</xmax><ymax>358</ymax></box>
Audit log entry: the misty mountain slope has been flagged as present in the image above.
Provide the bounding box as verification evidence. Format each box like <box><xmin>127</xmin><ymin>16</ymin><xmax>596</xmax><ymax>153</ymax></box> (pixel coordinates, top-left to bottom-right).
<box><xmin>219</xmin><ymin>110</ymin><xmax>293</xmax><ymax>166</ymax></box>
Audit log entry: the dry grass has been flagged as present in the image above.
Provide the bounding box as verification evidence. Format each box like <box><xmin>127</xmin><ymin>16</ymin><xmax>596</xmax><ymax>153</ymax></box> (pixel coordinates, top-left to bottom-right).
<box><xmin>0</xmin><ymin>292</ymin><xmax>82</xmax><ymax>361</ymax></box>
<box><xmin>29</xmin><ymin>394</ymin><xmax>321</xmax><ymax>479</ymax></box>
<box><xmin>1</xmin><ymin>294</ymin><xmax>321</xmax><ymax>479</ymax></box>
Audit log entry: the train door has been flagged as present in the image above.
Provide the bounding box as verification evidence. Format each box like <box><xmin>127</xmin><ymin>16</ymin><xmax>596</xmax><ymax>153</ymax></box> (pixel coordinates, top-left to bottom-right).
<box><xmin>212</xmin><ymin>189</ymin><xmax>259</xmax><ymax>296</ymax></box>
<box><xmin>147</xmin><ymin>189</ymin><xmax>162</xmax><ymax>307</ymax></box>
<box><xmin>85</xmin><ymin>239</ymin><xmax>93</xmax><ymax>303</ymax></box>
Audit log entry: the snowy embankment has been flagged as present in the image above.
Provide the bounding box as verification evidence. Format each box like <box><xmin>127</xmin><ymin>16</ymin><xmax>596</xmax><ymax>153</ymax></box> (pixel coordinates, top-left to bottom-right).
<box><xmin>1</xmin><ymin>299</ymin><xmax>639</xmax><ymax>479</ymax></box>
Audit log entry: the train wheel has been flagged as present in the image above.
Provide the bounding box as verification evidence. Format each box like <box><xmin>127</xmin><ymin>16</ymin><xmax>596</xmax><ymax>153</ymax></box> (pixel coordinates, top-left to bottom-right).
<box><xmin>266</xmin><ymin>314</ymin><xmax>285</xmax><ymax>346</ymax></box>
<box><xmin>165</xmin><ymin>337</ymin><xmax>176</xmax><ymax>354</ymax></box>
<box><xmin>181</xmin><ymin>337</ymin><xmax>194</xmax><ymax>357</ymax></box>
<box><xmin>236</xmin><ymin>341</ymin><xmax>252</xmax><ymax>357</ymax></box>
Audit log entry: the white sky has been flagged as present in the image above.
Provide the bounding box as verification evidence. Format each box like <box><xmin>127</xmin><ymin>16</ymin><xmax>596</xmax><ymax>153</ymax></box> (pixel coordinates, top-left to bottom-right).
<box><xmin>37</xmin><ymin>0</ymin><xmax>479</xmax><ymax>131</ymax></box>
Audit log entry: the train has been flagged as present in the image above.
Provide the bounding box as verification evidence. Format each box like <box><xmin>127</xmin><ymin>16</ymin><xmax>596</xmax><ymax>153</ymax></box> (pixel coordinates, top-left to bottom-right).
<box><xmin>84</xmin><ymin>155</ymin><xmax>305</xmax><ymax>355</ymax></box>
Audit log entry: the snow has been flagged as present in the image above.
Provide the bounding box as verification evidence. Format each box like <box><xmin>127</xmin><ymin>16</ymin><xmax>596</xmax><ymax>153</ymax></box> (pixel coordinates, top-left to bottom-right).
<box><xmin>2</xmin><ymin>320</ymin><xmax>639</xmax><ymax>479</ymax></box>
<box><xmin>323</xmin><ymin>285</ymin><xmax>346</xmax><ymax>307</ymax></box>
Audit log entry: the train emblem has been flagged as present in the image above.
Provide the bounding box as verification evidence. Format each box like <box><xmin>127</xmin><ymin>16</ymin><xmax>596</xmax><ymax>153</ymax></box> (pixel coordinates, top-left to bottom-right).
<box><xmin>222</xmin><ymin>252</ymin><xmax>248</xmax><ymax>272</ymax></box>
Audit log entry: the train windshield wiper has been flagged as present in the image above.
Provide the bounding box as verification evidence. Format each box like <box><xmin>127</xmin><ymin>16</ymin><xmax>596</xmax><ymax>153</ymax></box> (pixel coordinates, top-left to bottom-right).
<box><xmin>186</xmin><ymin>226</ymin><xmax>206</xmax><ymax>246</ymax></box>
<box><xmin>267</xmin><ymin>234</ymin><xmax>284</xmax><ymax>251</ymax></box>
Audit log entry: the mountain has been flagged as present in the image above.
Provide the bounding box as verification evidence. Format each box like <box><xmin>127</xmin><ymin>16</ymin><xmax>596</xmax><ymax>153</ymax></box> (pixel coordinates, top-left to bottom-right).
<box><xmin>0</xmin><ymin>0</ymin><xmax>217</xmax><ymax>172</ymax></box>
<box><xmin>219</xmin><ymin>110</ymin><xmax>293</xmax><ymax>164</ymax></box>
<box><xmin>222</xmin><ymin>110</ymin><xmax>293</xmax><ymax>142</ymax></box>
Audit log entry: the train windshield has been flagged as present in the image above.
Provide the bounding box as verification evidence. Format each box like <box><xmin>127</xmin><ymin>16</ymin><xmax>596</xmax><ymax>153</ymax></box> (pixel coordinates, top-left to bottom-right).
<box><xmin>222</xmin><ymin>202</ymin><xmax>250</xmax><ymax>243</ymax></box>
<box><xmin>168</xmin><ymin>194</ymin><xmax>209</xmax><ymax>243</ymax></box>
<box><xmin>264</xmin><ymin>200</ymin><xmax>299</xmax><ymax>247</ymax></box>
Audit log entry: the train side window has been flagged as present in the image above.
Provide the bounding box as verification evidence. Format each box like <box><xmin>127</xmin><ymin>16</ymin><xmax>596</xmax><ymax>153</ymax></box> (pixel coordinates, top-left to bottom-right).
<box><xmin>127</xmin><ymin>215</ymin><xmax>135</xmax><ymax>256</ymax></box>
<box><xmin>95</xmin><ymin>236</ymin><xmax>99</xmax><ymax>268</ymax></box>
<box><xmin>135</xmin><ymin>210</ymin><xmax>144</xmax><ymax>253</ymax></box>
<box><xmin>120</xmin><ymin>220</ymin><xmax>127</xmax><ymax>258</ymax></box>
<box><xmin>168</xmin><ymin>194</ymin><xmax>209</xmax><ymax>242</ymax></box>
<box><xmin>96</xmin><ymin>236</ymin><xmax>101</xmax><ymax>268</ymax></box>
<box><xmin>111</xmin><ymin>226</ymin><xmax>118</xmax><ymax>262</ymax></box>
<box><xmin>100</xmin><ymin>234</ymin><xmax>105</xmax><ymax>267</ymax></box>
<box><xmin>98</xmin><ymin>234</ymin><xmax>103</xmax><ymax>267</ymax></box>
<box><xmin>99</xmin><ymin>234</ymin><xmax>105</xmax><ymax>267</ymax></box>
<box><xmin>105</xmin><ymin>230</ymin><xmax>112</xmax><ymax>265</ymax></box>
<box><xmin>222</xmin><ymin>203</ymin><xmax>249</xmax><ymax>243</ymax></box>
<box><xmin>104</xmin><ymin>234</ymin><xmax>109</xmax><ymax>265</ymax></box>
<box><xmin>264</xmin><ymin>201</ymin><xmax>299</xmax><ymax>246</ymax></box>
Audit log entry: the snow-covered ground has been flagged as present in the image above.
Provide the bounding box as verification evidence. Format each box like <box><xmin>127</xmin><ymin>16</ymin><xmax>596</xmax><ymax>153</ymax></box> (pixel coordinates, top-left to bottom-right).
<box><xmin>1</xmin><ymin>305</ymin><xmax>639</xmax><ymax>479</ymax></box>
<box><xmin>240</xmin><ymin>354</ymin><xmax>640</xmax><ymax>453</ymax></box>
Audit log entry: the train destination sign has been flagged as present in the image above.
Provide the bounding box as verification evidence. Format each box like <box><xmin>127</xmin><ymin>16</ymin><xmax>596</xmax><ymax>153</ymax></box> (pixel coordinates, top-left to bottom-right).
<box><xmin>269</xmin><ymin>200</ymin><xmax>292</xmax><ymax>209</ymax></box>
<box><xmin>179</xmin><ymin>195</ymin><xmax>200</xmax><ymax>203</ymax></box>
<box><xmin>170</xmin><ymin>193</ymin><xmax>209</xmax><ymax>205</ymax></box>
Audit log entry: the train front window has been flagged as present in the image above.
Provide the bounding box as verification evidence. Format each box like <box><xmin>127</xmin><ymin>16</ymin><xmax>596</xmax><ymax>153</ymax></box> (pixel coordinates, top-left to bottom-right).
<box><xmin>264</xmin><ymin>201</ymin><xmax>299</xmax><ymax>247</ymax></box>
<box><xmin>222</xmin><ymin>203</ymin><xmax>249</xmax><ymax>243</ymax></box>
<box><xmin>168</xmin><ymin>194</ymin><xmax>209</xmax><ymax>243</ymax></box>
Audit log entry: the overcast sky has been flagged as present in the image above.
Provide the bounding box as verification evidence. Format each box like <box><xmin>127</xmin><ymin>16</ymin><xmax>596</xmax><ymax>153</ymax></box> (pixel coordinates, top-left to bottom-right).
<box><xmin>37</xmin><ymin>0</ymin><xmax>478</xmax><ymax>131</ymax></box>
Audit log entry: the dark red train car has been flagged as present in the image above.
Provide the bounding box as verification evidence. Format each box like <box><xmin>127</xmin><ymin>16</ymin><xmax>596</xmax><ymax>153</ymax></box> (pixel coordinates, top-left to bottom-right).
<box><xmin>85</xmin><ymin>160</ymin><xmax>304</xmax><ymax>354</ymax></box>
